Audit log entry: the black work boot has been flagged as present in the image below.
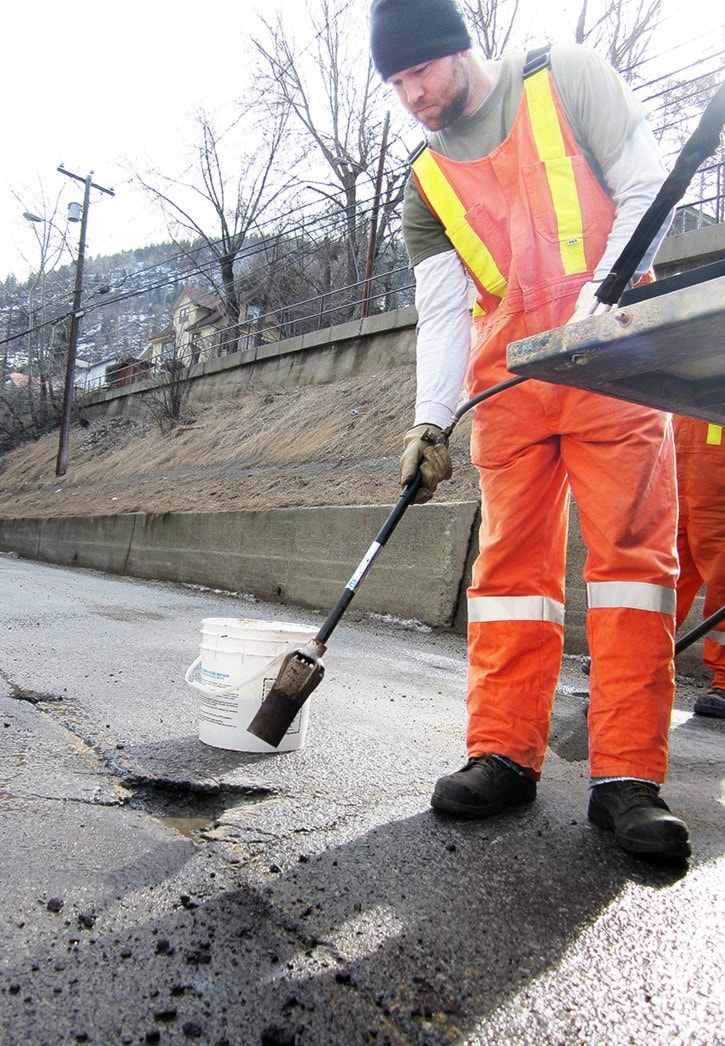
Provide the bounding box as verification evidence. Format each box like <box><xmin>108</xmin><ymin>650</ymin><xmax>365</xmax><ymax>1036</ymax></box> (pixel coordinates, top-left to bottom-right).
<box><xmin>588</xmin><ymin>780</ymin><xmax>691</xmax><ymax>860</ymax></box>
<box><xmin>431</xmin><ymin>754</ymin><xmax>536</xmax><ymax>819</ymax></box>
<box><xmin>694</xmin><ymin>688</ymin><xmax>725</xmax><ymax>718</ymax></box>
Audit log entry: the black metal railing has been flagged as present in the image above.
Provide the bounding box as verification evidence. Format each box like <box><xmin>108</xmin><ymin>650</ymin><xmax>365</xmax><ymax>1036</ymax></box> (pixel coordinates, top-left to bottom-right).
<box><xmin>667</xmin><ymin>159</ymin><xmax>725</xmax><ymax>232</ymax></box>
<box><xmin>145</xmin><ymin>267</ymin><xmax>417</xmax><ymax>372</ymax></box>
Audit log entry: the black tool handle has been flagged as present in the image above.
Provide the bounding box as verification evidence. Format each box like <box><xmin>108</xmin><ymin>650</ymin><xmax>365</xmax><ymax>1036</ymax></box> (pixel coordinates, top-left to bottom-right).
<box><xmin>675</xmin><ymin>603</ymin><xmax>725</xmax><ymax>655</ymax></box>
<box><xmin>597</xmin><ymin>80</ymin><xmax>725</xmax><ymax>306</ymax></box>
<box><xmin>316</xmin><ymin>472</ymin><xmax>423</xmax><ymax>645</ymax></box>
<box><xmin>314</xmin><ymin>376</ymin><xmax>526</xmax><ymax>648</ymax></box>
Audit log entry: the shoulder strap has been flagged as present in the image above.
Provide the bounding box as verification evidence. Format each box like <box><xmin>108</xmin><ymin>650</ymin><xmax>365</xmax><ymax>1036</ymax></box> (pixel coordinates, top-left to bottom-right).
<box><xmin>408</xmin><ymin>139</ymin><xmax>428</xmax><ymax>166</ymax></box>
<box><xmin>523</xmin><ymin>45</ymin><xmax>551</xmax><ymax>79</ymax></box>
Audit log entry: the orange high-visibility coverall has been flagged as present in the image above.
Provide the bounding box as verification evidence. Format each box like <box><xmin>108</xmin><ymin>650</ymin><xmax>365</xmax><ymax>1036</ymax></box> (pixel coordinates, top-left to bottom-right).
<box><xmin>674</xmin><ymin>414</ymin><xmax>725</xmax><ymax>689</ymax></box>
<box><xmin>413</xmin><ymin>61</ymin><xmax>678</xmax><ymax>782</ymax></box>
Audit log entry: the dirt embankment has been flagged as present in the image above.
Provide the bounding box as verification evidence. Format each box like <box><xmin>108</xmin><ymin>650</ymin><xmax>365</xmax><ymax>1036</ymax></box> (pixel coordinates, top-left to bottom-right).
<box><xmin>0</xmin><ymin>370</ymin><xmax>478</xmax><ymax>520</ymax></box>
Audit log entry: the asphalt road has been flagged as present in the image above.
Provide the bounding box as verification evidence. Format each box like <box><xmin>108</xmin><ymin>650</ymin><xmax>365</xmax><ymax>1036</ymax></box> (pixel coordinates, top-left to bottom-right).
<box><xmin>1</xmin><ymin>553</ymin><xmax>723</xmax><ymax>1045</ymax></box>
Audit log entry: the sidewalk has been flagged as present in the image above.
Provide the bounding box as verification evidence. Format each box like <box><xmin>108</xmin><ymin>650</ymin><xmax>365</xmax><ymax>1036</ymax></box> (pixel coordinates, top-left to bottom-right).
<box><xmin>1</xmin><ymin>554</ymin><xmax>723</xmax><ymax>1044</ymax></box>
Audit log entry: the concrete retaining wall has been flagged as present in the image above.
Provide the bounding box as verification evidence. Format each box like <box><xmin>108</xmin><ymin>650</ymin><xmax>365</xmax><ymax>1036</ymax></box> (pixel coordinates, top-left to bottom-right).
<box><xmin>81</xmin><ymin>306</ymin><xmax>419</xmax><ymax>418</ymax></box>
<box><xmin>655</xmin><ymin>223</ymin><xmax>725</xmax><ymax>276</ymax></box>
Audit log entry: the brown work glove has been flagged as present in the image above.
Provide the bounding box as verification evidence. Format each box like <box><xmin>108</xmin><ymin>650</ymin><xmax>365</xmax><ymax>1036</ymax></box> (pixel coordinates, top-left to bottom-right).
<box><xmin>400</xmin><ymin>424</ymin><xmax>453</xmax><ymax>504</ymax></box>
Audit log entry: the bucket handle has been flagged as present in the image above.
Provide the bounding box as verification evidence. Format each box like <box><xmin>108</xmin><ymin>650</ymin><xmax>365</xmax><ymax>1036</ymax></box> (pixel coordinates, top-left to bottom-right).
<box><xmin>185</xmin><ymin>649</ymin><xmax>289</xmax><ymax>697</ymax></box>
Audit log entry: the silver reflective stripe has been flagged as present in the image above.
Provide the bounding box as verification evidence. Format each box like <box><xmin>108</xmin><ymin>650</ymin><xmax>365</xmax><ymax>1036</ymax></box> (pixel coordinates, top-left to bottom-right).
<box><xmin>586</xmin><ymin>581</ymin><xmax>676</xmax><ymax>615</ymax></box>
<box><xmin>707</xmin><ymin>629</ymin><xmax>725</xmax><ymax>646</ymax></box>
<box><xmin>468</xmin><ymin>594</ymin><xmax>565</xmax><ymax>625</ymax></box>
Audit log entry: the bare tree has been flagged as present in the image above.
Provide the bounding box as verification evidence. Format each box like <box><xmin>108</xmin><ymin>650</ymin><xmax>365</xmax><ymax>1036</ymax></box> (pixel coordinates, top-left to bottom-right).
<box><xmin>251</xmin><ymin>0</ymin><xmax>409</xmax><ymax>297</ymax></box>
<box><xmin>461</xmin><ymin>0</ymin><xmax>522</xmax><ymax>59</ymax></box>
<box><xmin>145</xmin><ymin>331</ymin><xmax>195</xmax><ymax>432</ymax></box>
<box><xmin>8</xmin><ymin>188</ymin><xmax>73</xmax><ymax>433</ymax></box>
<box><xmin>571</xmin><ymin>0</ymin><xmax>664</xmax><ymax>77</ymax></box>
<box><xmin>647</xmin><ymin>70</ymin><xmax>725</xmax><ymax>226</ymax></box>
<box><xmin>139</xmin><ymin>103</ymin><xmax>291</xmax><ymax>353</ymax></box>
<box><xmin>462</xmin><ymin>0</ymin><xmax>663</xmax><ymax>77</ymax></box>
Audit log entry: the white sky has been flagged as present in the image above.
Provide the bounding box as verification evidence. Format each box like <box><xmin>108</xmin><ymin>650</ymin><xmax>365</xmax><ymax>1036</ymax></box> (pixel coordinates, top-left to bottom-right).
<box><xmin>1</xmin><ymin>0</ymin><xmax>266</xmax><ymax>282</ymax></box>
<box><xmin>1</xmin><ymin>0</ymin><xmax>721</xmax><ymax>283</ymax></box>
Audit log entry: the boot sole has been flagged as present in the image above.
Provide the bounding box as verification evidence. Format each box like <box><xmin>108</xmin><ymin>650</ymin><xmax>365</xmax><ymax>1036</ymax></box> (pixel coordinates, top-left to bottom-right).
<box><xmin>588</xmin><ymin>801</ymin><xmax>692</xmax><ymax>860</ymax></box>
<box><xmin>430</xmin><ymin>790</ymin><xmax>535</xmax><ymax>820</ymax></box>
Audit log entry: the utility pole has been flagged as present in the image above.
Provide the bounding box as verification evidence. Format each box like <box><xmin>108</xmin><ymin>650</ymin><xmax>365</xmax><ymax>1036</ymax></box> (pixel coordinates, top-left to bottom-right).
<box><xmin>55</xmin><ymin>166</ymin><xmax>114</xmax><ymax>477</ymax></box>
<box><xmin>361</xmin><ymin>112</ymin><xmax>390</xmax><ymax>320</ymax></box>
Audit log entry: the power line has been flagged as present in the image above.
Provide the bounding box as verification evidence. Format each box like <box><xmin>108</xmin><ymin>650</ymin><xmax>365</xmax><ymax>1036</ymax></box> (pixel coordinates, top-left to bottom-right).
<box><xmin>0</xmin><ymin>181</ymin><xmax>408</xmax><ymax>349</ymax></box>
<box><xmin>3</xmin><ymin>15</ymin><xmax>721</xmax><ymax>354</ymax></box>
<box><xmin>2</xmin><ymin>169</ymin><xmax>405</xmax><ymax>329</ymax></box>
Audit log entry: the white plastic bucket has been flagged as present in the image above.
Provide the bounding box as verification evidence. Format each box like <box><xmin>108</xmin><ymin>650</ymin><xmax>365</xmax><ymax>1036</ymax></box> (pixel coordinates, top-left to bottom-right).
<box><xmin>185</xmin><ymin>618</ymin><xmax>318</xmax><ymax>753</ymax></box>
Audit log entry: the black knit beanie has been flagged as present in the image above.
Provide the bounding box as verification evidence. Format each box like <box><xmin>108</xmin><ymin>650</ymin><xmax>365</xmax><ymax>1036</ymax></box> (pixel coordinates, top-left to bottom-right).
<box><xmin>370</xmin><ymin>0</ymin><xmax>472</xmax><ymax>80</ymax></box>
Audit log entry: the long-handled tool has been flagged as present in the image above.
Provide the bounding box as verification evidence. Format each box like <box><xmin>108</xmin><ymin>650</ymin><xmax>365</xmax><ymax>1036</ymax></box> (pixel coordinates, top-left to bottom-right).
<box><xmin>247</xmin><ymin>375</ymin><xmax>527</xmax><ymax>747</ymax></box>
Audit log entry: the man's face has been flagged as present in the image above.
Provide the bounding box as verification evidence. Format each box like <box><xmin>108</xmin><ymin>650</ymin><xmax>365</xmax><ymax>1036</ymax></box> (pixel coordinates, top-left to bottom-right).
<box><xmin>388</xmin><ymin>52</ymin><xmax>471</xmax><ymax>131</ymax></box>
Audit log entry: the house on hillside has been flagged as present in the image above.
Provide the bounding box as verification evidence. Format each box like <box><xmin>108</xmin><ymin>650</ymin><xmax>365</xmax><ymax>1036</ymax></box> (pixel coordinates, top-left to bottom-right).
<box><xmin>75</xmin><ymin>356</ymin><xmax>119</xmax><ymax>391</ymax></box>
<box><xmin>145</xmin><ymin>285</ymin><xmax>279</xmax><ymax>372</ymax></box>
<box><xmin>105</xmin><ymin>357</ymin><xmax>153</xmax><ymax>388</ymax></box>
<box><xmin>74</xmin><ymin>355</ymin><xmax>151</xmax><ymax>392</ymax></box>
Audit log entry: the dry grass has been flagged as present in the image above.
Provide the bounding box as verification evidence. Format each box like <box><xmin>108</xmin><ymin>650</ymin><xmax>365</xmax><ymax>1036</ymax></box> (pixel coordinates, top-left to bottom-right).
<box><xmin>0</xmin><ymin>369</ymin><xmax>478</xmax><ymax>519</ymax></box>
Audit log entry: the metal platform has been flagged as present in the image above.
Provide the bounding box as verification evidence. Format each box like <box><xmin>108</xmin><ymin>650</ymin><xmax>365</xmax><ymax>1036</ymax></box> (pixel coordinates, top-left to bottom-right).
<box><xmin>506</xmin><ymin>269</ymin><xmax>725</xmax><ymax>423</ymax></box>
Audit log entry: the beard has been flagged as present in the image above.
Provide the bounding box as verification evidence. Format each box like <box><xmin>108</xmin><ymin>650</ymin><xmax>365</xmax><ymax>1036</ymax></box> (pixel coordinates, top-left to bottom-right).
<box><xmin>416</xmin><ymin>60</ymin><xmax>470</xmax><ymax>131</ymax></box>
<box><xmin>432</xmin><ymin>86</ymin><xmax>468</xmax><ymax>128</ymax></box>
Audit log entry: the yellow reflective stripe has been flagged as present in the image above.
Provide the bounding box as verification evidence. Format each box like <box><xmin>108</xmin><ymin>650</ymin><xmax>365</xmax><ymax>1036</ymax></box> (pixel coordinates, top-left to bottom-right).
<box><xmin>524</xmin><ymin>71</ymin><xmax>588</xmax><ymax>275</ymax></box>
<box><xmin>587</xmin><ymin>582</ymin><xmax>676</xmax><ymax>615</ymax></box>
<box><xmin>706</xmin><ymin>424</ymin><xmax>722</xmax><ymax>445</ymax></box>
<box><xmin>468</xmin><ymin>594</ymin><xmax>565</xmax><ymax>626</ymax></box>
<box><xmin>413</xmin><ymin>149</ymin><xmax>507</xmax><ymax>300</ymax></box>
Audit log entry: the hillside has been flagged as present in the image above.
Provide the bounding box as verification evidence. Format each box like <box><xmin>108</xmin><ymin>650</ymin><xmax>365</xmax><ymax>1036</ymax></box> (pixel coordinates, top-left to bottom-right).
<box><xmin>0</xmin><ymin>369</ymin><xmax>479</xmax><ymax>520</ymax></box>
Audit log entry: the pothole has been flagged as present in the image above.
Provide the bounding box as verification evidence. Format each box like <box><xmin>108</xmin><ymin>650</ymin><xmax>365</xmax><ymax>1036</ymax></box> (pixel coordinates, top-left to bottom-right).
<box><xmin>124</xmin><ymin>776</ymin><xmax>273</xmax><ymax>836</ymax></box>
<box><xmin>2</xmin><ymin>676</ymin><xmax>276</xmax><ymax>836</ymax></box>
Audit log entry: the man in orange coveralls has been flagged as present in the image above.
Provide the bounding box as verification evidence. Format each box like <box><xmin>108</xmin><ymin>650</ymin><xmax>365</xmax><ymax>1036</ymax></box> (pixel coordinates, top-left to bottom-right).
<box><xmin>369</xmin><ymin>0</ymin><xmax>691</xmax><ymax>860</ymax></box>
<box><xmin>674</xmin><ymin>414</ymin><xmax>725</xmax><ymax>718</ymax></box>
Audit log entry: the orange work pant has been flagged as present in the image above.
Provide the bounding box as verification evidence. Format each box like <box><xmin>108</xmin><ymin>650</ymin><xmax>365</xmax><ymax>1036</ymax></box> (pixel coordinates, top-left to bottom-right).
<box><xmin>674</xmin><ymin>414</ymin><xmax>725</xmax><ymax>689</ymax></box>
<box><xmin>466</xmin><ymin>378</ymin><xmax>678</xmax><ymax>782</ymax></box>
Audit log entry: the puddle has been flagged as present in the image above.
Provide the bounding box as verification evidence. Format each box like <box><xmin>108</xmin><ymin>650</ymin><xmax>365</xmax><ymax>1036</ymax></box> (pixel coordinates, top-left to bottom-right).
<box><xmin>159</xmin><ymin>814</ymin><xmax>216</xmax><ymax>837</ymax></box>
